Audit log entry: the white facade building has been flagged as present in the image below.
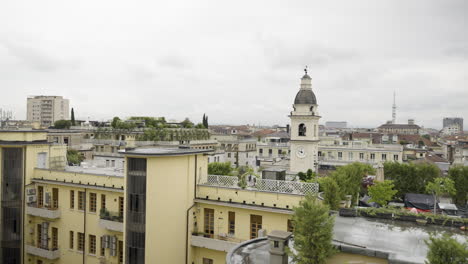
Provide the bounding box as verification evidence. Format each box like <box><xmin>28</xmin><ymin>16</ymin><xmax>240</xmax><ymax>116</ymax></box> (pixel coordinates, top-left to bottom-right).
<box><xmin>27</xmin><ymin>96</ymin><xmax>70</xmax><ymax>127</ymax></box>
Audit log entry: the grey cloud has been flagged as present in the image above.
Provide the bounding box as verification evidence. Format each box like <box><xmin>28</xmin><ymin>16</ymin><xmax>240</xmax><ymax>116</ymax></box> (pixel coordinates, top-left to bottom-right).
<box><xmin>0</xmin><ymin>40</ymin><xmax>80</xmax><ymax>72</ymax></box>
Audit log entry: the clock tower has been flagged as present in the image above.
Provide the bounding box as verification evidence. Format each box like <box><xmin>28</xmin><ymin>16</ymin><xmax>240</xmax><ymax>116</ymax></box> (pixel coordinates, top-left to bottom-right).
<box><xmin>289</xmin><ymin>68</ymin><xmax>321</xmax><ymax>174</ymax></box>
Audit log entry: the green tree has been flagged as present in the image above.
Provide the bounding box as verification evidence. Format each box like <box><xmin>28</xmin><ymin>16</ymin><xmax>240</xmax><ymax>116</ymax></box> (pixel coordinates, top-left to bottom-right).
<box><xmin>368</xmin><ymin>180</ymin><xmax>397</xmax><ymax>206</ymax></box>
<box><xmin>320</xmin><ymin>177</ymin><xmax>341</xmax><ymax>210</ymax></box>
<box><xmin>111</xmin><ymin>117</ymin><xmax>121</xmax><ymax>128</ymax></box>
<box><xmin>181</xmin><ymin>118</ymin><xmax>194</xmax><ymax>128</ymax></box>
<box><xmin>71</xmin><ymin>108</ymin><xmax>75</xmax><ymax>126</ymax></box>
<box><xmin>208</xmin><ymin>162</ymin><xmax>232</xmax><ymax>175</ymax></box>
<box><xmin>425</xmin><ymin>234</ymin><xmax>468</xmax><ymax>264</ymax></box>
<box><xmin>298</xmin><ymin>169</ymin><xmax>316</xmax><ymax>182</ymax></box>
<box><xmin>331</xmin><ymin>163</ymin><xmax>375</xmax><ymax>205</ymax></box>
<box><xmin>67</xmin><ymin>149</ymin><xmax>84</xmax><ymax>165</ymax></box>
<box><xmin>202</xmin><ymin>114</ymin><xmax>209</xmax><ymax>128</ymax></box>
<box><xmin>290</xmin><ymin>194</ymin><xmax>336</xmax><ymax>264</ymax></box>
<box><xmin>426</xmin><ymin>177</ymin><xmax>456</xmax><ymax>214</ymax></box>
<box><xmin>448</xmin><ymin>166</ymin><xmax>468</xmax><ymax>206</ymax></box>
<box><xmin>54</xmin><ymin>120</ymin><xmax>72</xmax><ymax>129</ymax></box>
<box><xmin>384</xmin><ymin>162</ymin><xmax>439</xmax><ymax>199</ymax></box>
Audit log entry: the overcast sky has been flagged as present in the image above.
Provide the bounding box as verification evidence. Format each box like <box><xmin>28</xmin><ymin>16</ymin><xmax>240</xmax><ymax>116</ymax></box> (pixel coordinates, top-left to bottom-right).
<box><xmin>0</xmin><ymin>0</ymin><xmax>467</xmax><ymax>129</ymax></box>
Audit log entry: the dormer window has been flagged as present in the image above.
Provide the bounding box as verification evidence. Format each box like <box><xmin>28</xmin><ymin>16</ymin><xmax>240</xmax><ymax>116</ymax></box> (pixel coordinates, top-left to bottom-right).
<box><xmin>298</xmin><ymin>124</ymin><xmax>306</xmax><ymax>136</ymax></box>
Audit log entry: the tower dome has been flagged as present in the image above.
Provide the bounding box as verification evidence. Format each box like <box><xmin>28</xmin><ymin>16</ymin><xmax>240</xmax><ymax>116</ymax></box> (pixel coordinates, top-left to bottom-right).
<box><xmin>294</xmin><ymin>72</ymin><xmax>317</xmax><ymax>105</ymax></box>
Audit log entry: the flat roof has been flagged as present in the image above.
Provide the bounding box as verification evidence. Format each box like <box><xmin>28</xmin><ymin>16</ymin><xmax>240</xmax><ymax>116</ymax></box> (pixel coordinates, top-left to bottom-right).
<box><xmin>123</xmin><ymin>147</ymin><xmax>211</xmax><ymax>156</ymax></box>
<box><xmin>64</xmin><ymin>166</ymin><xmax>124</xmax><ymax>177</ymax></box>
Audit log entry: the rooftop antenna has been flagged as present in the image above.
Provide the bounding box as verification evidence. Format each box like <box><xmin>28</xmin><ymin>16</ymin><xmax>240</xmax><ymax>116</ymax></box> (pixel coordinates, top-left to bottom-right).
<box><xmin>392</xmin><ymin>91</ymin><xmax>397</xmax><ymax>124</ymax></box>
<box><xmin>0</xmin><ymin>108</ymin><xmax>13</xmax><ymax>128</ymax></box>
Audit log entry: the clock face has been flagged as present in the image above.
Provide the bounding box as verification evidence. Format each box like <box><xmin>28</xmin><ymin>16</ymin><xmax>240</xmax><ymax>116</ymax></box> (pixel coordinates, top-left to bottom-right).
<box><xmin>296</xmin><ymin>146</ymin><xmax>306</xmax><ymax>158</ymax></box>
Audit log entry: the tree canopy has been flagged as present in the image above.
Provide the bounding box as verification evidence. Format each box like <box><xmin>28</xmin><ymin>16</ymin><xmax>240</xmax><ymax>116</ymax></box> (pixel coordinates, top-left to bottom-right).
<box><xmin>67</xmin><ymin>149</ymin><xmax>84</xmax><ymax>165</ymax></box>
<box><xmin>448</xmin><ymin>166</ymin><xmax>468</xmax><ymax>206</ymax></box>
<box><xmin>368</xmin><ymin>180</ymin><xmax>397</xmax><ymax>206</ymax></box>
<box><xmin>330</xmin><ymin>163</ymin><xmax>375</xmax><ymax>205</ymax></box>
<box><xmin>320</xmin><ymin>177</ymin><xmax>341</xmax><ymax>210</ymax></box>
<box><xmin>208</xmin><ymin>162</ymin><xmax>233</xmax><ymax>175</ymax></box>
<box><xmin>383</xmin><ymin>162</ymin><xmax>439</xmax><ymax>199</ymax></box>
<box><xmin>54</xmin><ymin>119</ymin><xmax>72</xmax><ymax>129</ymax></box>
<box><xmin>290</xmin><ymin>194</ymin><xmax>336</xmax><ymax>264</ymax></box>
<box><xmin>425</xmin><ymin>234</ymin><xmax>468</xmax><ymax>264</ymax></box>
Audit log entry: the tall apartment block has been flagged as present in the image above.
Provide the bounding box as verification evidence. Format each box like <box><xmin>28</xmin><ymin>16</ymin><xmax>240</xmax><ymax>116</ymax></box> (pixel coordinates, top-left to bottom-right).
<box><xmin>443</xmin><ymin>117</ymin><xmax>463</xmax><ymax>131</ymax></box>
<box><xmin>26</xmin><ymin>96</ymin><xmax>70</xmax><ymax>127</ymax></box>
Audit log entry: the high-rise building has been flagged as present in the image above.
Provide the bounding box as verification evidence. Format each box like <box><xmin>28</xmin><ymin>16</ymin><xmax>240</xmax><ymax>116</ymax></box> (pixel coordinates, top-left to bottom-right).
<box><xmin>289</xmin><ymin>69</ymin><xmax>321</xmax><ymax>173</ymax></box>
<box><xmin>443</xmin><ymin>117</ymin><xmax>463</xmax><ymax>131</ymax></box>
<box><xmin>27</xmin><ymin>96</ymin><xmax>70</xmax><ymax>127</ymax></box>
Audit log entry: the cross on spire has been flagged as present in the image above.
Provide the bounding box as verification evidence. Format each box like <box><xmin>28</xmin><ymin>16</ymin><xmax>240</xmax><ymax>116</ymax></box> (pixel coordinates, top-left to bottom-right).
<box><xmin>304</xmin><ymin>66</ymin><xmax>308</xmax><ymax>75</ymax></box>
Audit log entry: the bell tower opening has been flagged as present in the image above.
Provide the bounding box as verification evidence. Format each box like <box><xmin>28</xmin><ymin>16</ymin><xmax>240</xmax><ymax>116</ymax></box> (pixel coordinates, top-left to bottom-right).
<box><xmin>298</xmin><ymin>124</ymin><xmax>306</xmax><ymax>136</ymax></box>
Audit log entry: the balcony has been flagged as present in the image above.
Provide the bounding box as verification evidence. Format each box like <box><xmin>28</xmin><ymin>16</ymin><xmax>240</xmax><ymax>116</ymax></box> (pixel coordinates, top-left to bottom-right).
<box><xmin>191</xmin><ymin>234</ymin><xmax>240</xmax><ymax>252</ymax></box>
<box><xmin>25</xmin><ymin>244</ymin><xmax>60</xmax><ymax>260</ymax></box>
<box><xmin>99</xmin><ymin>209</ymin><xmax>124</xmax><ymax>232</ymax></box>
<box><xmin>26</xmin><ymin>204</ymin><xmax>60</xmax><ymax>219</ymax></box>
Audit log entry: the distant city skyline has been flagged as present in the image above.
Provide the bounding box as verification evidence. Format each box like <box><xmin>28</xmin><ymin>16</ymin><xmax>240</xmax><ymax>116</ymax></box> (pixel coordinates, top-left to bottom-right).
<box><xmin>0</xmin><ymin>1</ymin><xmax>467</xmax><ymax>129</ymax></box>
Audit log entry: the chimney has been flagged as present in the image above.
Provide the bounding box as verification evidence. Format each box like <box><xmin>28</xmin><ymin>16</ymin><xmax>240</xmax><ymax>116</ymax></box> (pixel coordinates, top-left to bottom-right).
<box><xmin>268</xmin><ymin>230</ymin><xmax>292</xmax><ymax>264</ymax></box>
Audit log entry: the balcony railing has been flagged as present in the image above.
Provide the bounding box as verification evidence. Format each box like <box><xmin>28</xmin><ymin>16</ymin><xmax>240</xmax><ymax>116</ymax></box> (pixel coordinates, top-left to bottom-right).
<box><xmin>191</xmin><ymin>234</ymin><xmax>240</xmax><ymax>253</ymax></box>
<box><xmin>26</xmin><ymin>204</ymin><xmax>61</xmax><ymax>219</ymax></box>
<box><xmin>25</xmin><ymin>244</ymin><xmax>60</xmax><ymax>260</ymax></box>
<box><xmin>99</xmin><ymin>209</ymin><xmax>124</xmax><ymax>232</ymax></box>
<box><xmin>202</xmin><ymin>175</ymin><xmax>319</xmax><ymax>195</ymax></box>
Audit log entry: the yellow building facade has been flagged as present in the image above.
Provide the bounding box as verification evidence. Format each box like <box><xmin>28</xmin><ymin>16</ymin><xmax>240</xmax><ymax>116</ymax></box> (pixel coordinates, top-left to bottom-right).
<box><xmin>1</xmin><ymin>130</ymin><xmax>315</xmax><ymax>264</ymax></box>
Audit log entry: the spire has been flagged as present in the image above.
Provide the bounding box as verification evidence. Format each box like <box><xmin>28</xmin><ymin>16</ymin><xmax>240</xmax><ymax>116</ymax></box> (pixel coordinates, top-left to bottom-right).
<box><xmin>392</xmin><ymin>91</ymin><xmax>397</xmax><ymax>124</ymax></box>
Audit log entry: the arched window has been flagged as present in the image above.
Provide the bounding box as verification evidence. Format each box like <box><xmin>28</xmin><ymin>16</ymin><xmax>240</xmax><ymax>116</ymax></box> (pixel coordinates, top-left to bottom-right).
<box><xmin>298</xmin><ymin>124</ymin><xmax>306</xmax><ymax>136</ymax></box>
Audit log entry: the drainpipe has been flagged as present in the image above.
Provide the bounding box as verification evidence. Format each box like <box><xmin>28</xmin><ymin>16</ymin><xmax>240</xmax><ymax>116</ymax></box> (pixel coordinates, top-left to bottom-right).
<box><xmin>185</xmin><ymin>154</ymin><xmax>198</xmax><ymax>264</ymax></box>
<box><xmin>22</xmin><ymin>146</ymin><xmax>27</xmax><ymax>264</ymax></box>
<box><xmin>83</xmin><ymin>188</ymin><xmax>87</xmax><ymax>264</ymax></box>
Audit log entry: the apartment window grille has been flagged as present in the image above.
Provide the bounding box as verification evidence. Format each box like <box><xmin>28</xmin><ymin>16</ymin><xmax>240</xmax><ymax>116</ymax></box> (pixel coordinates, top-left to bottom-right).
<box><xmin>250</xmin><ymin>215</ymin><xmax>262</xmax><ymax>239</ymax></box>
<box><xmin>77</xmin><ymin>232</ymin><xmax>85</xmax><ymax>252</ymax></box>
<box><xmin>89</xmin><ymin>193</ymin><xmax>97</xmax><ymax>212</ymax></box>
<box><xmin>89</xmin><ymin>235</ymin><xmax>96</xmax><ymax>254</ymax></box>
<box><xmin>38</xmin><ymin>186</ymin><xmax>44</xmax><ymax>207</ymax></box>
<box><xmin>78</xmin><ymin>191</ymin><xmax>85</xmax><ymax>210</ymax></box>
<box><xmin>69</xmin><ymin>231</ymin><xmax>74</xmax><ymax>249</ymax></box>
<box><xmin>228</xmin><ymin>211</ymin><xmax>235</xmax><ymax>235</ymax></box>
<box><xmin>119</xmin><ymin>197</ymin><xmax>124</xmax><ymax>218</ymax></box>
<box><xmin>52</xmin><ymin>227</ymin><xmax>58</xmax><ymax>250</ymax></box>
<box><xmin>70</xmin><ymin>190</ymin><xmax>74</xmax><ymax>209</ymax></box>
<box><xmin>101</xmin><ymin>194</ymin><xmax>106</xmax><ymax>211</ymax></box>
<box><xmin>204</xmin><ymin>208</ymin><xmax>215</xmax><ymax>238</ymax></box>
<box><xmin>37</xmin><ymin>224</ymin><xmax>42</xmax><ymax>248</ymax></box>
<box><xmin>119</xmin><ymin>240</ymin><xmax>124</xmax><ymax>264</ymax></box>
<box><xmin>52</xmin><ymin>188</ymin><xmax>59</xmax><ymax>209</ymax></box>
<box><xmin>287</xmin><ymin>219</ymin><xmax>295</xmax><ymax>233</ymax></box>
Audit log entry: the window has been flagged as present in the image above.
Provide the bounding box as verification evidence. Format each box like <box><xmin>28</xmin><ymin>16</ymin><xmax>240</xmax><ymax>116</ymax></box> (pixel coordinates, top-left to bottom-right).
<box><xmin>70</xmin><ymin>231</ymin><xmax>74</xmax><ymax>249</ymax></box>
<box><xmin>112</xmin><ymin>160</ymin><xmax>116</xmax><ymax>167</ymax></box>
<box><xmin>269</xmin><ymin>149</ymin><xmax>272</xmax><ymax>156</ymax></box>
<box><xmin>228</xmin><ymin>153</ymin><xmax>231</xmax><ymax>158</ymax></box>
<box><xmin>370</xmin><ymin>153</ymin><xmax>375</xmax><ymax>160</ymax></box>
<box><xmin>78</xmin><ymin>191</ymin><xmax>85</xmax><ymax>210</ymax></box>
<box><xmin>119</xmin><ymin>240</ymin><xmax>124</xmax><ymax>264</ymax></box>
<box><xmin>394</xmin><ymin>155</ymin><xmax>399</xmax><ymax>161</ymax></box>
<box><xmin>70</xmin><ymin>190</ymin><xmax>75</xmax><ymax>209</ymax></box>
<box><xmin>278</xmin><ymin>149</ymin><xmax>282</xmax><ymax>155</ymax></box>
<box><xmin>287</xmin><ymin>219</ymin><xmax>294</xmax><ymax>232</ymax></box>
<box><xmin>119</xmin><ymin>197</ymin><xmax>124</xmax><ymax>218</ymax></box>
<box><xmin>338</xmin><ymin>152</ymin><xmax>342</xmax><ymax>160</ymax></box>
<box><xmin>359</xmin><ymin>153</ymin><xmax>364</xmax><ymax>160</ymax></box>
<box><xmin>228</xmin><ymin>211</ymin><xmax>235</xmax><ymax>235</ymax></box>
<box><xmin>89</xmin><ymin>193</ymin><xmax>97</xmax><ymax>212</ymax></box>
<box><xmin>78</xmin><ymin>232</ymin><xmax>85</xmax><ymax>252</ymax></box>
<box><xmin>52</xmin><ymin>227</ymin><xmax>58</xmax><ymax>250</ymax></box>
<box><xmin>382</xmin><ymin>154</ymin><xmax>387</xmax><ymax>160</ymax></box>
<box><xmin>37</xmin><ymin>260</ymin><xmax>43</xmax><ymax>264</ymax></box>
<box><xmin>203</xmin><ymin>258</ymin><xmax>214</xmax><ymax>264</ymax></box>
<box><xmin>101</xmin><ymin>194</ymin><xmax>106</xmax><ymax>212</ymax></box>
<box><xmin>250</xmin><ymin>215</ymin><xmax>262</xmax><ymax>239</ymax></box>
<box><xmin>259</xmin><ymin>148</ymin><xmax>263</xmax><ymax>154</ymax></box>
<box><xmin>37</xmin><ymin>224</ymin><xmax>43</xmax><ymax>249</ymax></box>
<box><xmin>349</xmin><ymin>152</ymin><xmax>353</xmax><ymax>160</ymax></box>
<box><xmin>89</xmin><ymin>235</ymin><xmax>96</xmax><ymax>254</ymax></box>
<box><xmin>106</xmin><ymin>160</ymin><xmax>110</xmax><ymax>167</ymax></box>
<box><xmin>204</xmin><ymin>208</ymin><xmax>215</xmax><ymax>238</ymax></box>
<box><xmin>274</xmin><ymin>241</ymin><xmax>279</xmax><ymax>248</ymax></box>
<box><xmin>38</xmin><ymin>186</ymin><xmax>44</xmax><ymax>208</ymax></box>
<box><xmin>50</xmin><ymin>188</ymin><xmax>58</xmax><ymax>209</ymax></box>
<box><xmin>100</xmin><ymin>236</ymin><xmax>105</xmax><ymax>256</ymax></box>
<box><xmin>298</xmin><ymin>123</ymin><xmax>306</xmax><ymax>136</ymax></box>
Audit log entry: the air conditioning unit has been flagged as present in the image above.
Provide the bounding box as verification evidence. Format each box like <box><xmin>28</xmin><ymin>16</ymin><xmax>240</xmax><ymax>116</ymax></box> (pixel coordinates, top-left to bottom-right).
<box><xmin>258</xmin><ymin>229</ymin><xmax>267</xmax><ymax>238</ymax></box>
<box><xmin>27</xmin><ymin>188</ymin><xmax>36</xmax><ymax>195</ymax></box>
<box><xmin>27</xmin><ymin>195</ymin><xmax>37</xmax><ymax>203</ymax></box>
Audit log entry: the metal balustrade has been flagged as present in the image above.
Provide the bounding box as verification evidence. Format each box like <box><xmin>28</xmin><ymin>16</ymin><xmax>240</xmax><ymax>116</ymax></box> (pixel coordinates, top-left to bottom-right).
<box><xmin>202</xmin><ymin>175</ymin><xmax>318</xmax><ymax>195</ymax></box>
